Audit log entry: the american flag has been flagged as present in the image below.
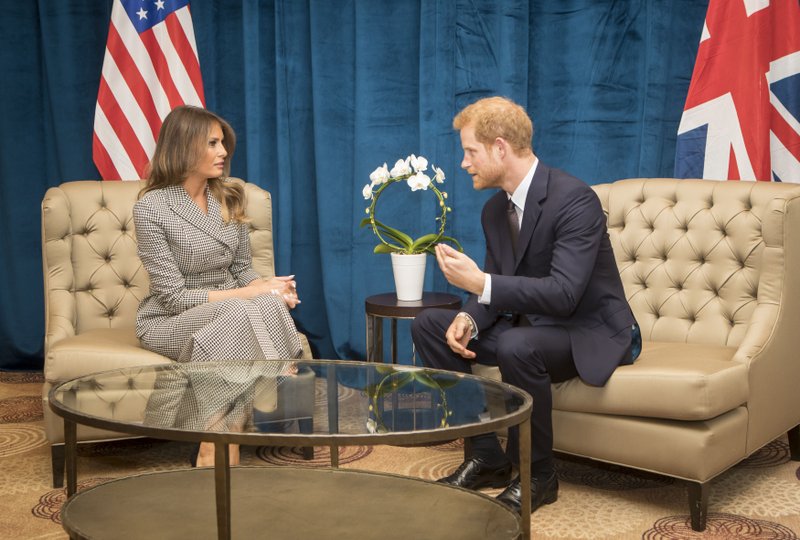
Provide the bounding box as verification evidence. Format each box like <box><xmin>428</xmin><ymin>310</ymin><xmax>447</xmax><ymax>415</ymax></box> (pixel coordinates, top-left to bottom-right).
<box><xmin>675</xmin><ymin>0</ymin><xmax>800</xmax><ymax>182</ymax></box>
<box><xmin>93</xmin><ymin>0</ymin><xmax>205</xmax><ymax>181</ymax></box>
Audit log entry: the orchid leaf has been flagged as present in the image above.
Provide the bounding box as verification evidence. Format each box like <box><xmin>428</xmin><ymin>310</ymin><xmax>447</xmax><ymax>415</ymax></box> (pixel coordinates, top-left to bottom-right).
<box><xmin>361</xmin><ymin>217</ymin><xmax>413</xmax><ymax>249</ymax></box>
<box><xmin>438</xmin><ymin>235</ymin><xmax>464</xmax><ymax>251</ymax></box>
<box><xmin>374</xmin><ymin>243</ymin><xmax>400</xmax><ymax>254</ymax></box>
<box><xmin>372</xmin><ymin>219</ymin><xmax>414</xmax><ymax>247</ymax></box>
<box><xmin>410</xmin><ymin>233</ymin><xmax>442</xmax><ymax>251</ymax></box>
<box><xmin>376</xmin><ymin>229</ymin><xmax>412</xmax><ymax>249</ymax></box>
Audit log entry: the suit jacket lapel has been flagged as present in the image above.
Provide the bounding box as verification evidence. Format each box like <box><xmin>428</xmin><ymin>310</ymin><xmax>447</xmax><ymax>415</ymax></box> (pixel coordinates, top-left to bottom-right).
<box><xmin>166</xmin><ymin>185</ymin><xmax>236</xmax><ymax>250</ymax></box>
<box><xmin>514</xmin><ymin>164</ymin><xmax>549</xmax><ymax>270</ymax></box>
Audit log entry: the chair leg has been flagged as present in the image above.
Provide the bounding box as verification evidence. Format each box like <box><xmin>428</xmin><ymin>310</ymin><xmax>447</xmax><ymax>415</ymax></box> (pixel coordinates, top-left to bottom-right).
<box><xmin>789</xmin><ymin>425</ymin><xmax>800</xmax><ymax>461</ymax></box>
<box><xmin>51</xmin><ymin>444</ymin><xmax>65</xmax><ymax>489</ymax></box>
<box><xmin>688</xmin><ymin>481</ymin><xmax>709</xmax><ymax>532</ymax></box>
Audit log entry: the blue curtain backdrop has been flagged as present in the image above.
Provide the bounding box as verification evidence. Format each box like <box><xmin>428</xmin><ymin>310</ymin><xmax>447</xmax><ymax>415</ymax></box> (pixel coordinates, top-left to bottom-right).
<box><xmin>0</xmin><ymin>0</ymin><xmax>707</xmax><ymax>370</ymax></box>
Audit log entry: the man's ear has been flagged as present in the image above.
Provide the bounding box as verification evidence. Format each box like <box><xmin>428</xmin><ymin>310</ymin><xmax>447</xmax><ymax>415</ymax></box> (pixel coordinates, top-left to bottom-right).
<box><xmin>494</xmin><ymin>137</ymin><xmax>507</xmax><ymax>158</ymax></box>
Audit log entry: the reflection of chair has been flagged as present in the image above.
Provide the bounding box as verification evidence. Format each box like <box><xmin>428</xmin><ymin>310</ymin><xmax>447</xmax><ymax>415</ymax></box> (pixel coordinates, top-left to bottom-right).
<box><xmin>253</xmin><ymin>366</ymin><xmax>316</xmax><ymax>461</ymax></box>
<box><xmin>41</xmin><ymin>179</ymin><xmax>313</xmax><ymax>487</ymax></box>
<box><xmin>474</xmin><ymin>178</ymin><xmax>800</xmax><ymax>531</ymax></box>
<box><xmin>253</xmin><ymin>368</ymin><xmax>316</xmax><ymax>430</ymax></box>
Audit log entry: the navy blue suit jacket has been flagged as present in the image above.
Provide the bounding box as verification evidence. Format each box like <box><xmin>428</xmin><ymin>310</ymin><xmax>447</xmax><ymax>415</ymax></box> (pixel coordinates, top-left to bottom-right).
<box><xmin>463</xmin><ymin>163</ymin><xmax>634</xmax><ymax>386</ymax></box>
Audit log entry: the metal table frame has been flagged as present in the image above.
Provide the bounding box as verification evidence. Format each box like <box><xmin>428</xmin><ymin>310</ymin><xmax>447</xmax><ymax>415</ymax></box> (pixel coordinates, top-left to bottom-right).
<box><xmin>50</xmin><ymin>360</ymin><xmax>533</xmax><ymax>540</ymax></box>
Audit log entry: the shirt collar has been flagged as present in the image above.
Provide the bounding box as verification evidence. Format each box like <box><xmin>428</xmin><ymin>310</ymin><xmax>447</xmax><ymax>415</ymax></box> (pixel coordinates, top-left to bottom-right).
<box><xmin>508</xmin><ymin>158</ymin><xmax>538</xmax><ymax>210</ymax></box>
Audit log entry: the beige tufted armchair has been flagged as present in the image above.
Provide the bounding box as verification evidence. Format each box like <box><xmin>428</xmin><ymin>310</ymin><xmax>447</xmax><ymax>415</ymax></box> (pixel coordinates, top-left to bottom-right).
<box><xmin>474</xmin><ymin>178</ymin><xmax>800</xmax><ymax>531</ymax></box>
<box><xmin>41</xmin><ymin>179</ymin><xmax>312</xmax><ymax>487</ymax></box>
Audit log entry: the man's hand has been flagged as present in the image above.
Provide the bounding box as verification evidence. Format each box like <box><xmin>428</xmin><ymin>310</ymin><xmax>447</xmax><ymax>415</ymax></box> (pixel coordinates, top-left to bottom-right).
<box><xmin>435</xmin><ymin>244</ymin><xmax>485</xmax><ymax>296</ymax></box>
<box><xmin>445</xmin><ymin>314</ymin><xmax>477</xmax><ymax>360</ymax></box>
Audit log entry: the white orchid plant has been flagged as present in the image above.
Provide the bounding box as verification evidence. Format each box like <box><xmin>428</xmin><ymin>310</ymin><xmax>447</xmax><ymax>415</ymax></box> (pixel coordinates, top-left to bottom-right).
<box><xmin>359</xmin><ymin>154</ymin><xmax>462</xmax><ymax>255</ymax></box>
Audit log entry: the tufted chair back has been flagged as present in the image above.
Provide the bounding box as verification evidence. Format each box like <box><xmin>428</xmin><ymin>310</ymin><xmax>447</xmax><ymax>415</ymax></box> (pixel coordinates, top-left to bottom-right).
<box><xmin>594</xmin><ymin>178</ymin><xmax>800</xmax><ymax>348</ymax></box>
<box><xmin>42</xmin><ymin>178</ymin><xmax>276</xmax><ymax>353</ymax></box>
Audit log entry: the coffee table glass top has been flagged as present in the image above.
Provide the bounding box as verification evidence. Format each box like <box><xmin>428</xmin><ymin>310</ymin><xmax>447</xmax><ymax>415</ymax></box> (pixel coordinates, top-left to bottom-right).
<box><xmin>49</xmin><ymin>360</ymin><xmax>531</xmax><ymax>446</ymax></box>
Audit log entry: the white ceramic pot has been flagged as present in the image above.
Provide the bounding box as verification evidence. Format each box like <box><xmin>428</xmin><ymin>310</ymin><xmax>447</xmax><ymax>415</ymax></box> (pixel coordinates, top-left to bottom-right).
<box><xmin>390</xmin><ymin>253</ymin><xmax>426</xmax><ymax>301</ymax></box>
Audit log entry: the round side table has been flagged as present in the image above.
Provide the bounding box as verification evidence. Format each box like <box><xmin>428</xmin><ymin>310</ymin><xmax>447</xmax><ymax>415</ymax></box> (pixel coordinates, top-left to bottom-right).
<box><xmin>365</xmin><ymin>292</ymin><xmax>462</xmax><ymax>364</ymax></box>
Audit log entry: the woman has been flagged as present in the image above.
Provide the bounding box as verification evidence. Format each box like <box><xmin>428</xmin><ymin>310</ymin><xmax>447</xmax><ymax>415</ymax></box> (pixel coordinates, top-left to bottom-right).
<box><xmin>134</xmin><ymin>105</ymin><xmax>302</xmax><ymax>467</ymax></box>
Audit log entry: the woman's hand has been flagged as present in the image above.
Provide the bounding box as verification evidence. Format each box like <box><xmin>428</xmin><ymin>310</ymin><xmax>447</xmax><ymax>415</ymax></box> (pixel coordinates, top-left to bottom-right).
<box><xmin>208</xmin><ymin>275</ymin><xmax>301</xmax><ymax>307</ymax></box>
<box><xmin>248</xmin><ymin>275</ymin><xmax>300</xmax><ymax>308</ymax></box>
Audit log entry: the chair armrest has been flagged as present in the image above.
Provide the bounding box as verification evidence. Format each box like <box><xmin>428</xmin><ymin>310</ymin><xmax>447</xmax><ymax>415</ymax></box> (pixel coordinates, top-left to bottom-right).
<box><xmin>42</xmin><ymin>186</ymin><xmax>77</xmax><ymax>352</ymax></box>
<box><xmin>734</xmin><ymin>191</ymin><xmax>800</xmax><ymax>452</ymax></box>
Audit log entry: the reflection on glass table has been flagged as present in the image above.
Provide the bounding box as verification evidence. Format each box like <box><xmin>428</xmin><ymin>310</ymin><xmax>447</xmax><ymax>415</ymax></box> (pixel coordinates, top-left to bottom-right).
<box><xmin>49</xmin><ymin>360</ymin><xmax>533</xmax><ymax>540</ymax></box>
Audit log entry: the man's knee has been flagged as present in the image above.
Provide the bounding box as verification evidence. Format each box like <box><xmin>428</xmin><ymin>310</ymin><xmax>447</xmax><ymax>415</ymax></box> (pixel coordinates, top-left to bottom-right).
<box><xmin>495</xmin><ymin>328</ymin><xmax>547</xmax><ymax>375</ymax></box>
<box><xmin>495</xmin><ymin>328</ymin><xmax>529</xmax><ymax>359</ymax></box>
<box><xmin>411</xmin><ymin>308</ymin><xmax>453</xmax><ymax>340</ymax></box>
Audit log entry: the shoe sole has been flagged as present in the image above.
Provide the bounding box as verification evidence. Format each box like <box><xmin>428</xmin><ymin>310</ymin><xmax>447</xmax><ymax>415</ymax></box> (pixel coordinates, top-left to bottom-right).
<box><xmin>540</xmin><ymin>492</ymin><xmax>558</xmax><ymax>508</ymax></box>
<box><xmin>498</xmin><ymin>491</ymin><xmax>558</xmax><ymax>514</ymax></box>
<box><xmin>438</xmin><ymin>475</ymin><xmax>512</xmax><ymax>490</ymax></box>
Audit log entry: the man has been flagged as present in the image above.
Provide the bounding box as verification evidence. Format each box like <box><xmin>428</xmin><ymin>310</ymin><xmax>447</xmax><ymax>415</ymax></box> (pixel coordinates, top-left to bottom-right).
<box><xmin>411</xmin><ymin>96</ymin><xmax>638</xmax><ymax>513</ymax></box>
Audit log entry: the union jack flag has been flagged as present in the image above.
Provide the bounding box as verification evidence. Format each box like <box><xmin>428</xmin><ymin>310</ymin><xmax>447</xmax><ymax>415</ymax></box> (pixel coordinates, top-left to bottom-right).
<box><xmin>675</xmin><ymin>0</ymin><xmax>800</xmax><ymax>182</ymax></box>
<box><xmin>93</xmin><ymin>0</ymin><xmax>205</xmax><ymax>181</ymax></box>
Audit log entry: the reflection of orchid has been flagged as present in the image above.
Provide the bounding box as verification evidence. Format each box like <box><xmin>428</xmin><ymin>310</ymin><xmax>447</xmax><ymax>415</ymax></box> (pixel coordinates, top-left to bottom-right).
<box><xmin>359</xmin><ymin>154</ymin><xmax>462</xmax><ymax>255</ymax></box>
<box><xmin>365</xmin><ymin>365</ymin><xmax>456</xmax><ymax>433</ymax></box>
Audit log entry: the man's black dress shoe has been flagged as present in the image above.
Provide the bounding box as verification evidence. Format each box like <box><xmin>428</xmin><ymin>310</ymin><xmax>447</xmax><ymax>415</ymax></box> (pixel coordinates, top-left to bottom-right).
<box><xmin>496</xmin><ymin>471</ymin><xmax>558</xmax><ymax>513</ymax></box>
<box><xmin>437</xmin><ymin>457</ymin><xmax>513</xmax><ymax>490</ymax></box>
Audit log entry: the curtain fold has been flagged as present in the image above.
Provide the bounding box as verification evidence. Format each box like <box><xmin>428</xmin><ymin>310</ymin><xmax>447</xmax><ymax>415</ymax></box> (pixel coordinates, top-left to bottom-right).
<box><xmin>0</xmin><ymin>0</ymin><xmax>707</xmax><ymax>369</ymax></box>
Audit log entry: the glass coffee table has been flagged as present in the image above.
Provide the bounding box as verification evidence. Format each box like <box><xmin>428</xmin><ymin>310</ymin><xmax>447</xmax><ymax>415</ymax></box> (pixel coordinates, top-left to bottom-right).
<box><xmin>49</xmin><ymin>359</ymin><xmax>533</xmax><ymax>539</ymax></box>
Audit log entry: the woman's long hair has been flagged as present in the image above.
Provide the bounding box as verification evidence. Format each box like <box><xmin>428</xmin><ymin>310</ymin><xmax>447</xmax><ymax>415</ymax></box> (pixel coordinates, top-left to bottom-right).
<box><xmin>141</xmin><ymin>105</ymin><xmax>246</xmax><ymax>223</ymax></box>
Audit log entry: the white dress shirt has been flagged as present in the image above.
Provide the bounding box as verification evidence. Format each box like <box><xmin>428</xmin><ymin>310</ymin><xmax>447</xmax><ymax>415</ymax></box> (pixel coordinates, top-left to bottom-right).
<box><xmin>458</xmin><ymin>159</ymin><xmax>538</xmax><ymax>340</ymax></box>
<box><xmin>477</xmin><ymin>158</ymin><xmax>538</xmax><ymax>305</ymax></box>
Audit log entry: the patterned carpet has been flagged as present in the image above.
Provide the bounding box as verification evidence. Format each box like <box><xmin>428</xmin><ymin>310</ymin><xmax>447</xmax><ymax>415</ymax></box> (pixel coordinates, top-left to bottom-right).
<box><xmin>2</xmin><ymin>370</ymin><xmax>799</xmax><ymax>539</ymax></box>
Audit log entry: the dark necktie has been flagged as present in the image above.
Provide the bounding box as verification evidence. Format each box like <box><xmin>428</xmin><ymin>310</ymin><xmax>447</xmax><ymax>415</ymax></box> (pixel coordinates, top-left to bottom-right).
<box><xmin>507</xmin><ymin>198</ymin><xmax>519</xmax><ymax>255</ymax></box>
